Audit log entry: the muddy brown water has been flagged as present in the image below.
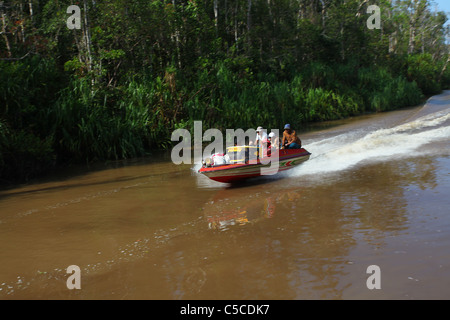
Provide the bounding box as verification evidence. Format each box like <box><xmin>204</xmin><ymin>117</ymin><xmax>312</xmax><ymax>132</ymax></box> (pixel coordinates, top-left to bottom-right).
<box><xmin>1</xmin><ymin>92</ymin><xmax>449</xmax><ymax>300</ymax></box>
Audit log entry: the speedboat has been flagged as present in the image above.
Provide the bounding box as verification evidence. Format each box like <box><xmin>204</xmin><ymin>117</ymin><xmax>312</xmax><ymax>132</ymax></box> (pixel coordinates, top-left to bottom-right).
<box><xmin>198</xmin><ymin>145</ymin><xmax>311</xmax><ymax>183</ymax></box>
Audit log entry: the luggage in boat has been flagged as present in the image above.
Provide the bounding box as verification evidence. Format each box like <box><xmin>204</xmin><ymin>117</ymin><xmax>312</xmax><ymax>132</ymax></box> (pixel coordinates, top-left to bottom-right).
<box><xmin>205</xmin><ymin>153</ymin><xmax>230</xmax><ymax>167</ymax></box>
<box><xmin>211</xmin><ymin>153</ymin><xmax>227</xmax><ymax>165</ymax></box>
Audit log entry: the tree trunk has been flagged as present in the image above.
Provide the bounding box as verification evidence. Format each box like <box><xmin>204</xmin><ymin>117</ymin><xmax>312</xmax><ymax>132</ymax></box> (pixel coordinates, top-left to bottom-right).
<box><xmin>408</xmin><ymin>0</ymin><xmax>427</xmax><ymax>55</ymax></box>
<box><xmin>21</xmin><ymin>3</ymin><xmax>26</xmax><ymax>43</ymax></box>
<box><xmin>340</xmin><ymin>22</ymin><xmax>345</xmax><ymax>61</ymax></box>
<box><xmin>214</xmin><ymin>0</ymin><xmax>218</xmax><ymax>34</ymax></box>
<box><xmin>408</xmin><ymin>23</ymin><xmax>416</xmax><ymax>54</ymax></box>
<box><xmin>234</xmin><ymin>2</ymin><xmax>238</xmax><ymax>49</ymax></box>
<box><xmin>1</xmin><ymin>11</ymin><xmax>11</xmax><ymax>58</ymax></box>
<box><xmin>29</xmin><ymin>1</ymin><xmax>34</xmax><ymax>23</ymax></box>
<box><xmin>439</xmin><ymin>55</ymin><xmax>450</xmax><ymax>83</ymax></box>
<box><xmin>247</xmin><ymin>0</ymin><xmax>252</xmax><ymax>49</ymax></box>
<box><xmin>83</xmin><ymin>0</ymin><xmax>93</xmax><ymax>72</ymax></box>
<box><xmin>319</xmin><ymin>0</ymin><xmax>326</xmax><ymax>32</ymax></box>
<box><xmin>388</xmin><ymin>5</ymin><xmax>396</xmax><ymax>54</ymax></box>
<box><xmin>171</xmin><ymin>0</ymin><xmax>182</xmax><ymax>69</ymax></box>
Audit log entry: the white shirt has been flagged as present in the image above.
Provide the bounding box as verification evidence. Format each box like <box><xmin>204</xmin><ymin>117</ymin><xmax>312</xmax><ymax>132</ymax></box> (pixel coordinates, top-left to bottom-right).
<box><xmin>256</xmin><ymin>131</ymin><xmax>267</xmax><ymax>142</ymax></box>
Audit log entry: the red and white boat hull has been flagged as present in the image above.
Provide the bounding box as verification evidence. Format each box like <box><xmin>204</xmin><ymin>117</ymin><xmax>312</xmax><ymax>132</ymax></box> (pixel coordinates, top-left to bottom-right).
<box><xmin>198</xmin><ymin>148</ymin><xmax>311</xmax><ymax>183</ymax></box>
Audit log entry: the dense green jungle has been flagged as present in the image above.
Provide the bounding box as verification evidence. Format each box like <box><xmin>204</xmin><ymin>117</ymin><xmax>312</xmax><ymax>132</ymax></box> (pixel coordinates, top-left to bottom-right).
<box><xmin>1</xmin><ymin>0</ymin><xmax>449</xmax><ymax>184</ymax></box>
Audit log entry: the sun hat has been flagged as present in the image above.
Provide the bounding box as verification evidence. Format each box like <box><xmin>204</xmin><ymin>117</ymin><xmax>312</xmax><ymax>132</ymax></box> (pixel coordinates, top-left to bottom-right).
<box><xmin>256</xmin><ymin>126</ymin><xmax>263</xmax><ymax>132</ymax></box>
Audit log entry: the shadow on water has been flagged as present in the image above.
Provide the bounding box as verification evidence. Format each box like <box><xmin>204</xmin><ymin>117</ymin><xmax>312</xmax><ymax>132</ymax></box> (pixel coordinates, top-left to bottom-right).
<box><xmin>0</xmin><ymin>150</ymin><xmax>179</xmax><ymax>201</ymax></box>
<box><xmin>0</xmin><ymin>149</ymin><xmax>173</xmax><ymax>193</ymax></box>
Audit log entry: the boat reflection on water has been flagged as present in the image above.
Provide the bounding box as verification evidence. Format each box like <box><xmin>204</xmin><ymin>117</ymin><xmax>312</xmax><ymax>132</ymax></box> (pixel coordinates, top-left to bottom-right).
<box><xmin>203</xmin><ymin>184</ymin><xmax>303</xmax><ymax>230</ymax></box>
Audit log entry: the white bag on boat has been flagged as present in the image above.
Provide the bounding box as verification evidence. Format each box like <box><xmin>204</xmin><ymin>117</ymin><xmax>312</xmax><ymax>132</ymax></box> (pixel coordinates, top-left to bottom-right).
<box><xmin>211</xmin><ymin>153</ymin><xmax>229</xmax><ymax>166</ymax></box>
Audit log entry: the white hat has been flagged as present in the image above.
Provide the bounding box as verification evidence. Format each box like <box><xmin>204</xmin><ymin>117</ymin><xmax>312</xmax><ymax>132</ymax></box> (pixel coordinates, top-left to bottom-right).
<box><xmin>268</xmin><ymin>132</ymin><xmax>275</xmax><ymax>138</ymax></box>
<box><xmin>256</xmin><ymin>126</ymin><xmax>263</xmax><ymax>132</ymax></box>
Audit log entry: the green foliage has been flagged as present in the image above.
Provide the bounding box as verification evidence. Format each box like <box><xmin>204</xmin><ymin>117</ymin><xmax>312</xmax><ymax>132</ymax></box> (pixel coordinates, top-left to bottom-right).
<box><xmin>1</xmin><ymin>0</ymin><xmax>448</xmax><ymax>184</ymax></box>
<box><xmin>50</xmin><ymin>76</ymin><xmax>172</xmax><ymax>163</ymax></box>
<box><xmin>302</xmin><ymin>88</ymin><xmax>360</xmax><ymax>122</ymax></box>
<box><xmin>0</xmin><ymin>56</ymin><xmax>62</xmax><ymax>130</ymax></box>
<box><xmin>0</xmin><ymin>56</ymin><xmax>65</xmax><ymax>183</ymax></box>
<box><xmin>406</xmin><ymin>54</ymin><xmax>442</xmax><ymax>95</ymax></box>
<box><xmin>356</xmin><ymin>66</ymin><xmax>424</xmax><ymax>112</ymax></box>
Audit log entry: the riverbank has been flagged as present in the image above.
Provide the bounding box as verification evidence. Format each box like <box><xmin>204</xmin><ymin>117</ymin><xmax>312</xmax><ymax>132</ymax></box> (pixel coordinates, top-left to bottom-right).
<box><xmin>0</xmin><ymin>88</ymin><xmax>432</xmax><ymax>191</ymax></box>
<box><xmin>1</xmin><ymin>56</ymin><xmax>439</xmax><ymax>187</ymax></box>
<box><xmin>2</xmin><ymin>0</ymin><xmax>449</xmax><ymax>187</ymax></box>
<box><xmin>0</xmin><ymin>60</ymin><xmax>436</xmax><ymax>186</ymax></box>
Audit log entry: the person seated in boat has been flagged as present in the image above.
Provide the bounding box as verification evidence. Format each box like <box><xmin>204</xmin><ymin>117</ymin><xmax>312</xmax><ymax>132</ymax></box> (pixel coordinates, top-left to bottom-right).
<box><xmin>281</xmin><ymin>124</ymin><xmax>302</xmax><ymax>149</ymax></box>
<box><xmin>249</xmin><ymin>126</ymin><xmax>269</xmax><ymax>159</ymax></box>
<box><xmin>250</xmin><ymin>126</ymin><xmax>267</xmax><ymax>146</ymax></box>
<box><xmin>265</xmin><ymin>132</ymin><xmax>278</xmax><ymax>157</ymax></box>
<box><xmin>268</xmin><ymin>132</ymin><xmax>279</xmax><ymax>150</ymax></box>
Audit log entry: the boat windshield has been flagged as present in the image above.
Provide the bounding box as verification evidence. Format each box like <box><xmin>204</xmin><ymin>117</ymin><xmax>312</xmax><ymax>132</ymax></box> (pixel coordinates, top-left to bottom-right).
<box><xmin>226</xmin><ymin>146</ymin><xmax>259</xmax><ymax>164</ymax></box>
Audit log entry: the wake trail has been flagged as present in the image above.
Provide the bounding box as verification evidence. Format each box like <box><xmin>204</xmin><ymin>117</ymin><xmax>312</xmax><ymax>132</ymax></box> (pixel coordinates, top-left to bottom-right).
<box><xmin>290</xmin><ymin>107</ymin><xmax>450</xmax><ymax>177</ymax></box>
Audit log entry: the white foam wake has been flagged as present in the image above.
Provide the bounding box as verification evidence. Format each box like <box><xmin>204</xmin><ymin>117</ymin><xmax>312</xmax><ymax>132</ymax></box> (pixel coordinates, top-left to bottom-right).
<box><xmin>291</xmin><ymin>109</ymin><xmax>450</xmax><ymax>177</ymax></box>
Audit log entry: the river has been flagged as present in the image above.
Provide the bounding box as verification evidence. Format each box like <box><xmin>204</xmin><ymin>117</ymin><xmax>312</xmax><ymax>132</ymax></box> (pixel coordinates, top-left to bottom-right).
<box><xmin>1</xmin><ymin>91</ymin><xmax>449</xmax><ymax>300</ymax></box>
